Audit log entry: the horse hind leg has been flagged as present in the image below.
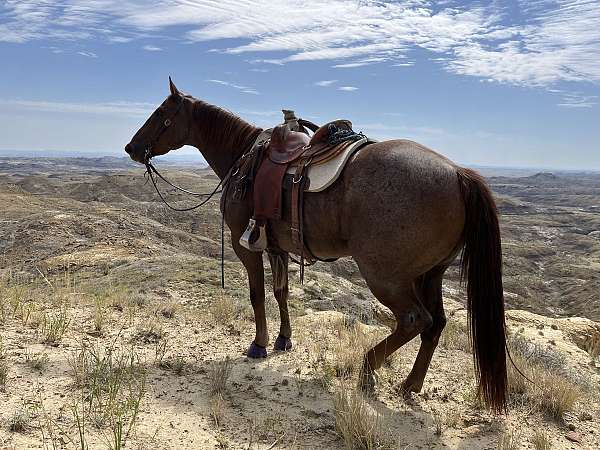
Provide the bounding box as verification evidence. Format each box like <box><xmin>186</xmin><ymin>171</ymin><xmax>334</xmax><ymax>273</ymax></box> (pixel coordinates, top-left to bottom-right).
<box><xmin>402</xmin><ymin>266</ymin><xmax>448</xmax><ymax>395</ymax></box>
<box><xmin>358</xmin><ymin>278</ymin><xmax>433</xmax><ymax>393</ymax></box>
<box><xmin>268</xmin><ymin>250</ymin><xmax>292</xmax><ymax>351</ymax></box>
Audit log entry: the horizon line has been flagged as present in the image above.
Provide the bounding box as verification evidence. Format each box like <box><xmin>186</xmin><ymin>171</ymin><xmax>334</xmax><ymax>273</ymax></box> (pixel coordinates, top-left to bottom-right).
<box><xmin>0</xmin><ymin>149</ymin><xmax>599</xmax><ymax>173</ymax></box>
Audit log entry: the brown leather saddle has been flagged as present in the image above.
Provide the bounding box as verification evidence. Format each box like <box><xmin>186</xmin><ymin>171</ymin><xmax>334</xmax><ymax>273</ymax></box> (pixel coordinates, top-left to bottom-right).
<box><xmin>268</xmin><ymin>119</ymin><xmax>353</xmax><ymax>164</ymax></box>
<box><xmin>239</xmin><ymin>113</ymin><xmax>365</xmax><ymax>262</ymax></box>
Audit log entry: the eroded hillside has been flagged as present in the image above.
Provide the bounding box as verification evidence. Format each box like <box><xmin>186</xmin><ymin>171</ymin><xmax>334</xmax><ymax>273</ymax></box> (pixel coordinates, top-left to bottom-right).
<box><xmin>0</xmin><ymin>157</ymin><xmax>599</xmax><ymax>449</ymax></box>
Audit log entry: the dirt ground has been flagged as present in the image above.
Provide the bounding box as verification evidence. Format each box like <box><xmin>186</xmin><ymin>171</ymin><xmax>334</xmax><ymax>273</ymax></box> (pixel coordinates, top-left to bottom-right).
<box><xmin>0</xmin><ymin>159</ymin><xmax>599</xmax><ymax>449</ymax></box>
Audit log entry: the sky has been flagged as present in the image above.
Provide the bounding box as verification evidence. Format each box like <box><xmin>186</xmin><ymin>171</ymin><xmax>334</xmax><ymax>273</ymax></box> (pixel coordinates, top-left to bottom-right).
<box><xmin>0</xmin><ymin>0</ymin><xmax>599</xmax><ymax>170</ymax></box>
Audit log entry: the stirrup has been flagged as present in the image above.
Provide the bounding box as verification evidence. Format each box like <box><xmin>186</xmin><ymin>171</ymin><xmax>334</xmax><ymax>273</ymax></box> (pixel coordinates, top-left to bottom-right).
<box><xmin>239</xmin><ymin>219</ymin><xmax>267</xmax><ymax>252</ymax></box>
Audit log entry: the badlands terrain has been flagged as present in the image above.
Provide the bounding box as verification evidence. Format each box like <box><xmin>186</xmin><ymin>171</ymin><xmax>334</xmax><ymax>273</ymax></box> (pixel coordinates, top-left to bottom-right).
<box><xmin>0</xmin><ymin>156</ymin><xmax>599</xmax><ymax>449</ymax></box>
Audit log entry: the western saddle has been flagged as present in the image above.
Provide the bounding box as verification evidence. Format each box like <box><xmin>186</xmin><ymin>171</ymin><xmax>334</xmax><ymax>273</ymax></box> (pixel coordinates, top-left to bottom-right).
<box><xmin>235</xmin><ymin>110</ymin><xmax>367</xmax><ymax>265</ymax></box>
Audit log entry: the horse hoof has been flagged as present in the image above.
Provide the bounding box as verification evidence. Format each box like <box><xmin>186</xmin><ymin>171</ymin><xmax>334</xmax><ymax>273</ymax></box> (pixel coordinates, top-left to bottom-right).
<box><xmin>401</xmin><ymin>379</ymin><xmax>422</xmax><ymax>398</ymax></box>
<box><xmin>274</xmin><ymin>335</ymin><xmax>293</xmax><ymax>351</ymax></box>
<box><xmin>247</xmin><ymin>342</ymin><xmax>267</xmax><ymax>359</ymax></box>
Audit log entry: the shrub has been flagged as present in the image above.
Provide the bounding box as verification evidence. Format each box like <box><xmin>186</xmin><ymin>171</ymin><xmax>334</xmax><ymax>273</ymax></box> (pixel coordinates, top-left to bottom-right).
<box><xmin>333</xmin><ymin>382</ymin><xmax>393</xmax><ymax>450</ymax></box>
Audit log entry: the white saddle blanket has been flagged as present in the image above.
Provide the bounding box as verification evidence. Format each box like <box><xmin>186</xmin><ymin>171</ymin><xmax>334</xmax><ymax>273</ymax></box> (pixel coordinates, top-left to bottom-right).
<box><xmin>286</xmin><ymin>137</ymin><xmax>371</xmax><ymax>192</ymax></box>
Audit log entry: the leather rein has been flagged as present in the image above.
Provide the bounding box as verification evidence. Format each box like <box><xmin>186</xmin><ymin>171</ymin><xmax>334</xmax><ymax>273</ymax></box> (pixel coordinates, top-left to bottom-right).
<box><xmin>142</xmin><ymin>96</ymin><xmax>229</xmax><ymax>212</ymax></box>
<box><xmin>141</xmin><ymin>116</ymin><xmax>320</xmax><ymax>287</ymax></box>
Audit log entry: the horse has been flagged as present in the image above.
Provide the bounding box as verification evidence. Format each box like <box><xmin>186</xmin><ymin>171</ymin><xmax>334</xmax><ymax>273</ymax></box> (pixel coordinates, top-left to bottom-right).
<box><xmin>125</xmin><ymin>78</ymin><xmax>508</xmax><ymax>412</ymax></box>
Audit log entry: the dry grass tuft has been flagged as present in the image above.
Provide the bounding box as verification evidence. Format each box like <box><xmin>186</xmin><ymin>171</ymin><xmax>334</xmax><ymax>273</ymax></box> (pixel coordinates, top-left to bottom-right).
<box><xmin>134</xmin><ymin>319</ymin><xmax>165</xmax><ymax>344</ymax></box>
<box><xmin>208</xmin><ymin>357</ymin><xmax>233</xmax><ymax>396</ymax></box>
<box><xmin>507</xmin><ymin>334</ymin><xmax>581</xmax><ymax>421</ymax></box>
<box><xmin>207</xmin><ymin>357</ymin><xmax>232</xmax><ymax>431</ymax></box>
<box><xmin>209</xmin><ymin>294</ymin><xmax>238</xmax><ymax>326</ymax></box>
<box><xmin>585</xmin><ymin>328</ymin><xmax>600</xmax><ymax>360</ymax></box>
<box><xmin>159</xmin><ymin>301</ymin><xmax>179</xmax><ymax>319</ymax></box>
<box><xmin>331</xmin><ymin>316</ymin><xmax>373</xmax><ymax>379</ymax></box>
<box><xmin>431</xmin><ymin>410</ymin><xmax>444</xmax><ymax>436</ymax></box>
<box><xmin>498</xmin><ymin>428</ymin><xmax>520</xmax><ymax>450</ymax></box>
<box><xmin>209</xmin><ymin>394</ymin><xmax>226</xmax><ymax>427</ymax></box>
<box><xmin>24</xmin><ymin>350</ymin><xmax>49</xmax><ymax>372</ymax></box>
<box><xmin>0</xmin><ymin>337</ymin><xmax>8</xmax><ymax>391</ymax></box>
<box><xmin>8</xmin><ymin>409</ymin><xmax>32</xmax><ymax>433</ymax></box>
<box><xmin>333</xmin><ymin>381</ymin><xmax>393</xmax><ymax>450</ymax></box>
<box><xmin>92</xmin><ymin>295</ymin><xmax>107</xmax><ymax>335</ymax></box>
<box><xmin>531</xmin><ymin>429</ymin><xmax>552</xmax><ymax>450</ymax></box>
<box><xmin>68</xmin><ymin>342</ymin><xmax>146</xmax><ymax>445</ymax></box>
<box><xmin>40</xmin><ymin>309</ymin><xmax>71</xmax><ymax>345</ymax></box>
<box><xmin>160</xmin><ymin>355</ymin><xmax>187</xmax><ymax>375</ymax></box>
<box><xmin>439</xmin><ymin>318</ymin><xmax>471</xmax><ymax>352</ymax></box>
<box><xmin>153</xmin><ymin>338</ymin><xmax>168</xmax><ymax>366</ymax></box>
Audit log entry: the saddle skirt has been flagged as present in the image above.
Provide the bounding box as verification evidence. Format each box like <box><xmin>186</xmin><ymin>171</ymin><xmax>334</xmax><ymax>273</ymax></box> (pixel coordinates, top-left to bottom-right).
<box><xmin>286</xmin><ymin>135</ymin><xmax>369</xmax><ymax>192</ymax></box>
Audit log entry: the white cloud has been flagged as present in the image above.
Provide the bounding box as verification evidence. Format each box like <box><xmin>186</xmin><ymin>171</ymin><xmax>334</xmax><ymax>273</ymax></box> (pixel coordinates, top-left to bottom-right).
<box><xmin>556</xmin><ymin>92</ymin><xmax>597</xmax><ymax>108</ymax></box>
<box><xmin>109</xmin><ymin>36</ymin><xmax>133</xmax><ymax>43</ymax></box>
<box><xmin>77</xmin><ymin>51</ymin><xmax>98</xmax><ymax>58</ymax></box>
<box><xmin>0</xmin><ymin>0</ymin><xmax>599</xmax><ymax>89</ymax></box>
<box><xmin>142</xmin><ymin>45</ymin><xmax>162</xmax><ymax>51</ymax></box>
<box><xmin>206</xmin><ymin>79</ymin><xmax>259</xmax><ymax>95</ymax></box>
<box><xmin>333</xmin><ymin>59</ymin><xmax>385</xmax><ymax>69</ymax></box>
<box><xmin>0</xmin><ymin>99</ymin><xmax>154</xmax><ymax>117</ymax></box>
<box><xmin>338</xmin><ymin>86</ymin><xmax>358</xmax><ymax>92</ymax></box>
<box><xmin>315</xmin><ymin>80</ymin><xmax>338</xmax><ymax>87</ymax></box>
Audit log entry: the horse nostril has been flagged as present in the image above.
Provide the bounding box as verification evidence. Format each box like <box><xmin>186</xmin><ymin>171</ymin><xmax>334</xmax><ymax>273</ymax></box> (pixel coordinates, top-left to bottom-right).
<box><xmin>125</xmin><ymin>143</ymin><xmax>133</xmax><ymax>154</ymax></box>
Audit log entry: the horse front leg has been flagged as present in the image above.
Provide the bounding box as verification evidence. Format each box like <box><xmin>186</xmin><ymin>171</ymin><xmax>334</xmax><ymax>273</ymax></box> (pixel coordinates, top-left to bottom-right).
<box><xmin>268</xmin><ymin>250</ymin><xmax>292</xmax><ymax>351</ymax></box>
<box><xmin>232</xmin><ymin>239</ymin><xmax>268</xmax><ymax>358</ymax></box>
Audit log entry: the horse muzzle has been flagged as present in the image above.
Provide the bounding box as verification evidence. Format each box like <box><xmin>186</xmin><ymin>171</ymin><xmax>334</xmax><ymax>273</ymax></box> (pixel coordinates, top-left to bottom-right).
<box><xmin>124</xmin><ymin>142</ymin><xmax>146</xmax><ymax>164</ymax></box>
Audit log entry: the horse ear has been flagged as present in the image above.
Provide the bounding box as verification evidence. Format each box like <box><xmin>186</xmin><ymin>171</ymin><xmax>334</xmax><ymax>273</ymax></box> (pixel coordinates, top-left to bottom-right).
<box><xmin>169</xmin><ymin>76</ymin><xmax>180</xmax><ymax>96</ymax></box>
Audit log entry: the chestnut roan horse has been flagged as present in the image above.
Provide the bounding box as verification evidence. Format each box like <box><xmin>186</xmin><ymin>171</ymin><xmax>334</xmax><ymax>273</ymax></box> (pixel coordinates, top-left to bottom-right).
<box><xmin>125</xmin><ymin>79</ymin><xmax>508</xmax><ymax>412</ymax></box>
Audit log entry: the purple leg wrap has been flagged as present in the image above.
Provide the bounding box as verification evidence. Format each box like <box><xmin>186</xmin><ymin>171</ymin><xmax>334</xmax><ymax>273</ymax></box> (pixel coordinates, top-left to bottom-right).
<box><xmin>247</xmin><ymin>341</ymin><xmax>267</xmax><ymax>358</ymax></box>
<box><xmin>274</xmin><ymin>335</ymin><xmax>293</xmax><ymax>351</ymax></box>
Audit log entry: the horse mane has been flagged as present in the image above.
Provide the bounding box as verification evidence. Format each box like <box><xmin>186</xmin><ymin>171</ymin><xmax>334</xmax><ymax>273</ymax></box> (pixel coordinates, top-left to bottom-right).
<box><xmin>192</xmin><ymin>99</ymin><xmax>262</xmax><ymax>164</ymax></box>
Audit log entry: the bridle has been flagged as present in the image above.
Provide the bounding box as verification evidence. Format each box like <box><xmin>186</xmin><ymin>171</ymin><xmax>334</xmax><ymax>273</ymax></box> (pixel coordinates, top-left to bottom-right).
<box><xmin>143</xmin><ymin>96</ymin><xmax>185</xmax><ymax>164</ymax></box>
<box><xmin>142</xmin><ymin>96</ymin><xmax>226</xmax><ymax>212</ymax></box>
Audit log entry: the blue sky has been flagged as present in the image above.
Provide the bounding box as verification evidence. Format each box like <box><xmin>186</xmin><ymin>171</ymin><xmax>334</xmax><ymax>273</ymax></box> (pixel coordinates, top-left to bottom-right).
<box><xmin>0</xmin><ymin>0</ymin><xmax>599</xmax><ymax>169</ymax></box>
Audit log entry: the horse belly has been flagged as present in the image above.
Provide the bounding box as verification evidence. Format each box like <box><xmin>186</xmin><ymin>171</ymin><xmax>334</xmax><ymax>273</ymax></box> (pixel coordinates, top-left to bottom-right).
<box><xmin>270</xmin><ymin>180</ymin><xmax>349</xmax><ymax>259</ymax></box>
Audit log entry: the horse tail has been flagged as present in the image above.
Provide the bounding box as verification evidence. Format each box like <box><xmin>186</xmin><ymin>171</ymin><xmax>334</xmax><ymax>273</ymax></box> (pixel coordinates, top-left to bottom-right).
<box><xmin>456</xmin><ymin>167</ymin><xmax>507</xmax><ymax>413</ymax></box>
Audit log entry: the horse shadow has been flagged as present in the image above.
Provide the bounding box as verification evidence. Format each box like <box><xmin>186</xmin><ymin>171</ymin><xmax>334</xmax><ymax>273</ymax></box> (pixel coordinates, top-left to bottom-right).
<box><xmin>145</xmin><ymin>350</ymin><xmax>498</xmax><ymax>449</ymax></box>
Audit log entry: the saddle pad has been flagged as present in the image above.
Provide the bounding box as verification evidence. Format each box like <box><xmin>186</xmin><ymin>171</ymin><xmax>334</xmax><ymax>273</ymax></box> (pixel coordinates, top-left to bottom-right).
<box><xmin>286</xmin><ymin>137</ymin><xmax>371</xmax><ymax>192</ymax></box>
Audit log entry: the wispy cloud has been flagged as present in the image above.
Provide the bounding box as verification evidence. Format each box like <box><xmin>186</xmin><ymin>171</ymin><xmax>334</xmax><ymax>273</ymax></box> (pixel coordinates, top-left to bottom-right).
<box><xmin>315</xmin><ymin>80</ymin><xmax>337</xmax><ymax>87</ymax></box>
<box><xmin>556</xmin><ymin>92</ymin><xmax>597</xmax><ymax>108</ymax></box>
<box><xmin>333</xmin><ymin>57</ymin><xmax>387</xmax><ymax>69</ymax></box>
<box><xmin>142</xmin><ymin>45</ymin><xmax>162</xmax><ymax>52</ymax></box>
<box><xmin>77</xmin><ymin>51</ymin><xmax>98</xmax><ymax>58</ymax></box>
<box><xmin>0</xmin><ymin>99</ymin><xmax>153</xmax><ymax>117</ymax></box>
<box><xmin>109</xmin><ymin>36</ymin><xmax>133</xmax><ymax>43</ymax></box>
<box><xmin>1</xmin><ymin>1</ymin><xmax>599</xmax><ymax>89</ymax></box>
<box><xmin>338</xmin><ymin>86</ymin><xmax>358</xmax><ymax>92</ymax></box>
<box><xmin>206</xmin><ymin>79</ymin><xmax>259</xmax><ymax>95</ymax></box>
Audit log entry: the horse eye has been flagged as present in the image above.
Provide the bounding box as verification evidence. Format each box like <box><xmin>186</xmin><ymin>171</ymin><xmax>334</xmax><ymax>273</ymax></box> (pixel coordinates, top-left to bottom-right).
<box><xmin>164</xmin><ymin>119</ymin><xmax>171</xmax><ymax>126</ymax></box>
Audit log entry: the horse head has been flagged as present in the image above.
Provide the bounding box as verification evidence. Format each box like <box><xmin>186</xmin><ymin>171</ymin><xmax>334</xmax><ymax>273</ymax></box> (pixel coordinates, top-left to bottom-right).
<box><xmin>125</xmin><ymin>77</ymin><xmax>193</xmax><ymax>164</ymax></box>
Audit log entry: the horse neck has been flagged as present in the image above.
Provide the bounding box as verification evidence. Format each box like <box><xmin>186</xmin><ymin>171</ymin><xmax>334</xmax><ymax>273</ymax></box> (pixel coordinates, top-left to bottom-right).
<box><xmin>188</xmin><ymin>100</ymin><xmax>261</xmax><ymax>179</ymax></box>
